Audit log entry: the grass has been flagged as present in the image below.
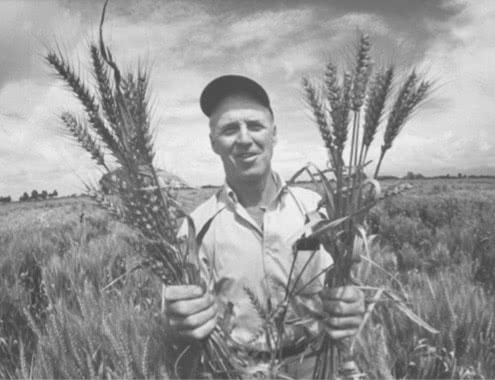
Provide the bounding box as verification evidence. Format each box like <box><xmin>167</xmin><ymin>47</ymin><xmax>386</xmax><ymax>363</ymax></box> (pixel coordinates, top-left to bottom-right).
<box><xmin>1</xmin><ymin>178</ymin><xmax>494</xmax><ymax>378</ymax></box>
<box><xmin>361</xmin><ymin>179</ymin><xmax>495</xmax><ymax>379</ymax></box>
<box><xmin>0</xmin><ymin>195</ymin><xmax>184</xmax><ymax>378</ymax></box>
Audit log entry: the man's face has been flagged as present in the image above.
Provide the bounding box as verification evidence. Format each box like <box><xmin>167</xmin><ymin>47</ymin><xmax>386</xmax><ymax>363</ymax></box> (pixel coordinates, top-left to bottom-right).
<box><xmin>209</xmin><ymin>94</ymin><xmax>276</xmax><ymax>184</ymax></box>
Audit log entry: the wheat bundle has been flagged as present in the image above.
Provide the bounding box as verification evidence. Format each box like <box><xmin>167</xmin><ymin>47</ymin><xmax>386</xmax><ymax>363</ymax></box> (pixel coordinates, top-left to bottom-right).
<box><xmin>45</xmin><ymin>1</ymin><xmax>257</xmax><ymax>378</ymax></box>
<box><xmin>296</xmin><ymin>34</ymin><xmax>435</xmax><ymax>379</ymax></box>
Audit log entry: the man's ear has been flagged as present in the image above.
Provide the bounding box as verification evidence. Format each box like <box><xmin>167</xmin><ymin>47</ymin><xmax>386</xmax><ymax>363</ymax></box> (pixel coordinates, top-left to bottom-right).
<box><xmin>272</xmin><ymin>124</ymin><xmax>278</xmax><ymax>145</ymax></box>
<box><xmin>210</xmin><ymin>132</ymin><xmax>219</xmax><ymax>155</ymax></box>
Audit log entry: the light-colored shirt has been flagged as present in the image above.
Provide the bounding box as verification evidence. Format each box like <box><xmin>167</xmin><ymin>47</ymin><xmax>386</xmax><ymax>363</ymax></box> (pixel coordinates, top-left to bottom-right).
<box><xmin>184</xmin><ymin>172</ymin><xmax>333</xmax><ymax>349</ymax></box>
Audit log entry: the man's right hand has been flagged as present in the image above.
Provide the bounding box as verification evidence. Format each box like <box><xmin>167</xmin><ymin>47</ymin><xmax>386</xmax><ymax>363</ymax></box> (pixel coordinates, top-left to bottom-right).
<box><xmin>164</xmin><ymin>285</ymin><xmax>218</xmax><ymax>340</ymax></box>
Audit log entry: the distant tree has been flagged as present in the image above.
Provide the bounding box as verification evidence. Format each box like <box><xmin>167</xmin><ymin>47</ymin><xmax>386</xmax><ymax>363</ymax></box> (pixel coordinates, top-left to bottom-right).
<box><xmin>0</xmin><ymin>196</ymin><xmax>11</xmax><ymax>203</ymax></box>
<box><xmin>376</xmin><ymin>175</ymin><xmax>399</xmax><ymax>180</ymax></box>
<box><xmin>20</xmin><ymin>192</ymin><xmax>29</xmax><ymax>202</ymax></box>
<box><xmin>31</xmin><ymin>190</ymin><xmax>39</xmax><ymax>201</ymax></box>
<box><xmin>48</xmin><ymin>190</ymin><xmax>58</xmax><ymax>199</ymax></box>
<box><xmin>404</xmin><ymin>171</ymin><xmax>425</xmax><ymax>180</ymax></box>
<box><xmin>41</xmin><ymin>190</ymin><xmax>48</xmax><ymax>200</ymax></box>
<box><xmin>414</xmin><ymin>173</ymin><xmax>425</xmax><ymax>179</ymax></box>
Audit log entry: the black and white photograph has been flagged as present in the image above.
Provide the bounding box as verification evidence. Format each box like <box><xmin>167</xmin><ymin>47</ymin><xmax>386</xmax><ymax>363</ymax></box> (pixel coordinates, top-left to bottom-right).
<box><xmin>1</xmin><ymin>1</ymin><xmax>494</xmax><ymax>379</ymax></box>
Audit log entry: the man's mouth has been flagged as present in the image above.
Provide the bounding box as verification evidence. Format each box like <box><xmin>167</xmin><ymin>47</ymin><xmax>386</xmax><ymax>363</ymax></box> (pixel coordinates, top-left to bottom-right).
<box><xmin>235</xmin><ymin>152</ymin><xmax>258</xmax><ymax>162</ymax></box>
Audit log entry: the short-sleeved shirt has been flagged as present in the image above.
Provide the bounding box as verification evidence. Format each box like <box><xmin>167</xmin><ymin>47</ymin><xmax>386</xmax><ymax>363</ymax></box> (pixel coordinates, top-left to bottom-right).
<box><xmin>185</xmin><ymin>172</ymin><xmax>333</xmax><ymax>350</ymax></box>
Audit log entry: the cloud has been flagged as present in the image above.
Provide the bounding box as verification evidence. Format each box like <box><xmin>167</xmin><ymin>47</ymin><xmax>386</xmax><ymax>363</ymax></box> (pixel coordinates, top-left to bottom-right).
<box><xmin>226</xmin><ymin>8</ymin><xmax>314</xmax><ymax>49</ymax></box>
<box><xmin>329</xmin><ymin>13</ymin><xmax>390</xmax><ymax>35</ymax></box>
<box><xmin>375</xmin><ymin>0</ymin><xmax>495</xmax><ymax>174</ymax></box>
<box><xmin>0</xmin><ymin>0</ymin><xmax>494</xmax><ymax>199</ymax></box>
<box><xmin>0</xmin><ymin>0</ymin><xmax>88</xmax><ymax>90</ymax></box>
<box><xmin>326</xmin><ymin>0</ymin><xmax>465</xmax><ymax>26</ymax></box>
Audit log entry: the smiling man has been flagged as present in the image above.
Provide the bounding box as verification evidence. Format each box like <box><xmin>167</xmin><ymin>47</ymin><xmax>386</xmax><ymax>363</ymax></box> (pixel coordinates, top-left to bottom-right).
<box><xmin>164</xmin><ymin>75</ymin><xmax>365</xmax><ymax>378</ymax></box>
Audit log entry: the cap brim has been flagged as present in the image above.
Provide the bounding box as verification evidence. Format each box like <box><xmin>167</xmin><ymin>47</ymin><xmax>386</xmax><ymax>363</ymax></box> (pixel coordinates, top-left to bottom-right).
<box><xmin>200</xmin><ymin>75</ymin><xmax>271</xmax><ymax>117</ymax></box>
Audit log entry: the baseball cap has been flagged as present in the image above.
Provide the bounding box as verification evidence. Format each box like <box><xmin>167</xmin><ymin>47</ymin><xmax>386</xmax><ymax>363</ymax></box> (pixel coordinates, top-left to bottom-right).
<box><xmin>199</xmin><ymin>75</ymin><xmax>272</xmax><ymax>117</ymax></box>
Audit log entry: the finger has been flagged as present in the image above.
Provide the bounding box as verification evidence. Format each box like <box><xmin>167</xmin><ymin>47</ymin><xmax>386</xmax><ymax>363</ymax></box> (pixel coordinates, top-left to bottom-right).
<box><xmin>323</xmin><ymin>299</ymin><xmax>365</xmax><ymax>316</ymax></box>
<box><xmin>298</xmin><ymin>301</ymin><xmax>327</xmax><ymax>319</ymax></box>
<box><xmin>165</xmin><ymin>285</ymin><xmax>203</xmax><ymax>301</ymax></box>
<box><xmin>324</xmin><ymin>315</ymin><xmax>363</xmax><ymax>330</ymax></box>
<box><xmin>320</xmin><ymin>286</ymin><xmax>363</xmax><ymax>302</ymax></box>
<box><xmin>182</xmin><ymin>314</ymin><xmax>217</xmax><ymax>340</ymax></box>
<box><xmin>324</xmin><ymin>327</ymin><xmax>358</xmax><ymax>341</ymax></box>
<box><xmin>167</xmin><ymin>293</ymin><xmax>215</xmax><ymax>317</ymax></box>
<box><xmin>169</xmin><ymin>302</ymin><xmax>216</xmax><ymax>329</ymax></box>
<box><xmin>179</xmin><ymin>303</ymin><xmax>218</xmax><ymax>330</ymax></box>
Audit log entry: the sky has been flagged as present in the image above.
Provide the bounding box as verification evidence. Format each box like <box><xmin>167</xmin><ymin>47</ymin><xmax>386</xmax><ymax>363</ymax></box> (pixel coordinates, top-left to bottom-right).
<box><xmin>1</xmin><ymin>0</ymin><xmax>495</xmax><ymax>198</ymax></box>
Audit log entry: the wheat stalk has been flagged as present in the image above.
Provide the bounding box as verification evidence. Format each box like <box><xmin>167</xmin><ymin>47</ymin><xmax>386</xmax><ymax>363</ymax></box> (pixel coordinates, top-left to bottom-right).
<box><xmin>351</xmin><ymin>34</ymin><xmax>373</xmax><ymax>112</ymax></box>
<box><xmin>375</xmin><ymin>72</ymin><xmax>431</xmax><ymax>177</ymax></box>
<box><xmin>46</xmin><ymin>52</ymin><xmax>124</xmax><ymax>163</ymax></box>
<box><xmin>61</xmin><ymin>112</ymin><xmax>108</xmax><ymax>170</ymax></box>
<box><xmin>90</xmin><ymin>44</ymin><xmax>121</xmax><ymax>139</ymax></box>
<box><xmin>298</xmin><ymin>33</ymin><xmax>432</xmax><ymax>380</ymax></box>
<box><xmin>361</xmin><ymin>67</ymin><xmax>394</xmax><ymax>158</ymax></box>
<box><xmin>325</xmin><ymin>64</ymin><xmax>347</xmax><ymax>155</ymax></box>
<box><xmin>302</xmin><ymin>78</ymin><xmax>336</xmax><ymax>170</ymax></box>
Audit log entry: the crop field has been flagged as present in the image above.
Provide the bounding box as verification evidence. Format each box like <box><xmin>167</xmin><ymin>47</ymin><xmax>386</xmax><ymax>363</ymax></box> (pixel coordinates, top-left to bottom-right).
<box><xmin>1</xmin><ymin>178</ymin><xmax>494</xmax><ymax>379</ymax></box>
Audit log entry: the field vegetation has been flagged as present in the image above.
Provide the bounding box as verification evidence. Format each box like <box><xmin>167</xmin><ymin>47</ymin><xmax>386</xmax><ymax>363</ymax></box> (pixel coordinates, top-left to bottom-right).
<box><xmin>1</xmin><ymin>5</ymin><xmax>491</xmax><ymax>376</ymax></box>
<box><xmin>0</xmin><ymin>178</ymin><xmax>494</xmax><ymax>378</ymax></box>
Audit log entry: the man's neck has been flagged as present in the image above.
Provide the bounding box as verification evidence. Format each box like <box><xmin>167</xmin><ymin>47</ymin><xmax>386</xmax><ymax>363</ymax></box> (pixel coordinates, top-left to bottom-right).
<box><xmin>227</xmin><ymin>171</ymin><xmax>278</xmax><ymax>208</ymax></box>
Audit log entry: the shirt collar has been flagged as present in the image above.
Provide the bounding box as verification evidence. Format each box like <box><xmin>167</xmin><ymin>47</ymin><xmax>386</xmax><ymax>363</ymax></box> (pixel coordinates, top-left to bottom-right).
<box><xmin>220</xmin><ymin>171</ymin><xmax>288</xmax><ymax>207</ymax></box>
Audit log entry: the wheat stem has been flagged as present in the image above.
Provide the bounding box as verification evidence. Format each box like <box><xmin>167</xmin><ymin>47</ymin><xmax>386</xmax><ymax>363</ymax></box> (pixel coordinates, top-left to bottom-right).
<box><xmin>374</xmin><ymin>148</ymin><xmax>386</xmax><ymax>178</ymax></box>
<box><xmin>347</xmin><ymin>111</ymin><xmax>360</xmax><ymax>212</ymax></box>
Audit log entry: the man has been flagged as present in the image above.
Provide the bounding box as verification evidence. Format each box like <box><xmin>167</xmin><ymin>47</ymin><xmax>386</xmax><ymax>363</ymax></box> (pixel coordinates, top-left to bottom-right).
<box><xmin>164</xmin><ymin>75</ymin><xmax>364</xmax><ymax>378</ymax></box>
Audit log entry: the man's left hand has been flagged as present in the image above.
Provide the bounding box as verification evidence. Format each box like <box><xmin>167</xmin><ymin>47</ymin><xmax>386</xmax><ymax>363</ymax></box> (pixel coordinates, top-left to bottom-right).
<box><xmin>319</xmin><ymin>286</ymin><xmax>365</xmax><ymax>340</ymax></box>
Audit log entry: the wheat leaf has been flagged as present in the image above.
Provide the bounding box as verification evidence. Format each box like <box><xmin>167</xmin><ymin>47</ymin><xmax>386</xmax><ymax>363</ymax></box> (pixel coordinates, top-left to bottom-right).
<box><xmin>350</xmin><ymin>287</ymin><xmax>385</xmax><ymax>352</ymax></box>
<box><xmin>384</xmin><ymin>290</ymin><xmax>439</xmax><ymax>334</ymax></box>
<box><xmin>307</xmin><ymin>162</ymin><xmax>336</xmax><ymax>218</ymax></box>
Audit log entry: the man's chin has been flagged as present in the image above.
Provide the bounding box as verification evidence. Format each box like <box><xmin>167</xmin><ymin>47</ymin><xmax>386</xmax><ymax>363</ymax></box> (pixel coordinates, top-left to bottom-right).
<box><xmin>234</xmin><ymin>168</ymin><xmax>267</xmax><ymax>183</ymax></box>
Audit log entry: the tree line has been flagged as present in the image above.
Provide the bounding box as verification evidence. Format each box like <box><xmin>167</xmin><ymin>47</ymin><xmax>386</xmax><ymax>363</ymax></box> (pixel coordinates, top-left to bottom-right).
<box><xmin>0</xmin><ymin>190</ymin><xmax>59</xmax><ymax>203</ymax></box>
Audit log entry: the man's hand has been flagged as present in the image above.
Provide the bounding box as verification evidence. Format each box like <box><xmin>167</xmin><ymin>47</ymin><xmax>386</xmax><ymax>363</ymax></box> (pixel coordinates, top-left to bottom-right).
<box><xmin>320</xmin><ymin>286</ymin><xmax>365</xmax><ymax>340</ymax></box>
<box><xmin>164</xmin><ymin>285</ymin><xmax>218</xmax><ymax>340</ymax></box>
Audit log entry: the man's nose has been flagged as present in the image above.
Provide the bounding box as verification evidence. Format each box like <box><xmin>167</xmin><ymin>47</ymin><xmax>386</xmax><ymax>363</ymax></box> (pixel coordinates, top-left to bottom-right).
<box><xmin>235</xmin><ymin>125</ymin><xmax>253</xmax><ymax>145</ymax></box>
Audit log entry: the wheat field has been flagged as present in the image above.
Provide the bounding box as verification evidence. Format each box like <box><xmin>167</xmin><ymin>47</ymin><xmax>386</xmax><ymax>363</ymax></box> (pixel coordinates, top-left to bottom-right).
<box><xmin>0</xmin><ymin>178</ymin><xmax>494</xmax><ymax>378</ymax></box>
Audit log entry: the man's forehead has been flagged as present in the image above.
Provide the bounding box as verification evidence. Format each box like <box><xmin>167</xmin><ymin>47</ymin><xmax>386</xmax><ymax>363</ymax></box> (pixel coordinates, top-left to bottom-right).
<box><xmin>214</xmin><ymin>110</ymin><xmax>267</xmax><ymax>125</ymax></box>
<box><xmin>209</xmin><ymin>93</ymin><xmax>272</xmax><ymax>124</ymax></box>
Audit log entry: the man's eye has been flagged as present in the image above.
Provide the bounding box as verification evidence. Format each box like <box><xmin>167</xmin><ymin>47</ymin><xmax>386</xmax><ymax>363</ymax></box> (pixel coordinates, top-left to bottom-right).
<box><xmin>248</xmin><ymin>123</ymin><xmax>264</xmax><ymax>131</ymax></box>
<box><xmin>222</xmin><ymin>126</ymin><xmax>237</xmax><ymax>134</ymax></box>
